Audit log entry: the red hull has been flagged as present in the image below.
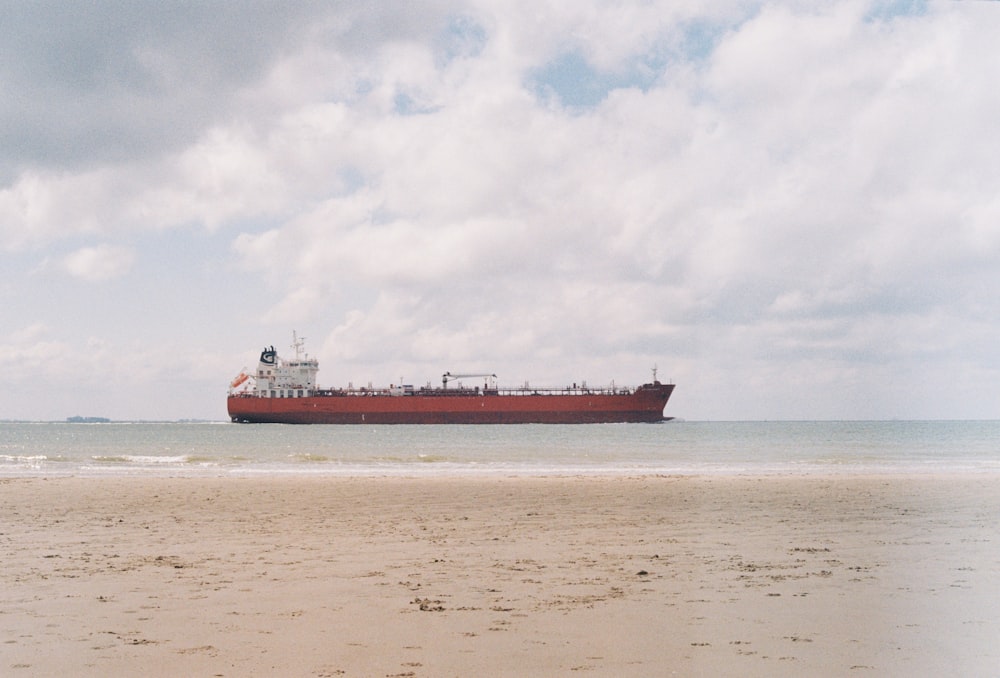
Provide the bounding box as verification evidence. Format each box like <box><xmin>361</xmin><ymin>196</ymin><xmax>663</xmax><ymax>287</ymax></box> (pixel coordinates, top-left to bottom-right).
<box><xmin>228</xmin><ymin>383</ymin><xmax>674</xmax><ymax>424</ymax></box>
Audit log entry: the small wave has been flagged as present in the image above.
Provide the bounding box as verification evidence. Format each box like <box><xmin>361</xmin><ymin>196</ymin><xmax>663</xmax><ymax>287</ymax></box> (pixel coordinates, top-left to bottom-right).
<box><xmin>129</xmin><ymin>455</ymin><xmax>189</xmax><ymax>464</ymax></box>
<box><xmin>185</xmin><ymin>455</ymin><xmax>221</xmax><ymax>466</ymax></box>
<box><xmin>0</xmin><ymin>454</ymin><xmax>62</xmax><ymax>466</ymax></box>
<box><xmin>91</xmin><ymin>455</ymin><xmax>189</xmax><ymax>464</ymax></box>
<box><xmin>289</xmin><ymin>453</ymin><xmax>332</xmax><ymax>463</ymax></box>
<box><xmin>368</xmin><ymin>454</ymin><xmax>451</xmax><ymax>464</ymax></box>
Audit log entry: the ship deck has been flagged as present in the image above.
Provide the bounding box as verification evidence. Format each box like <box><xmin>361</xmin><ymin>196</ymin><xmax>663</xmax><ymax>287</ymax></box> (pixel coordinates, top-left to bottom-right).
<box><xmin>229</xmin><ymin>386</ymin><xmax>644</xmax><ymax>399</ymax></box>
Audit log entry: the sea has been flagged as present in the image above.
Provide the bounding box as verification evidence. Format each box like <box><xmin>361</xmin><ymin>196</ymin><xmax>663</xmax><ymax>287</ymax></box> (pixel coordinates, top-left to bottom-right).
<box><xmin>2</xmin><ymin>420</ymin><xmax>999</xmax><ymax>477</ymax></box>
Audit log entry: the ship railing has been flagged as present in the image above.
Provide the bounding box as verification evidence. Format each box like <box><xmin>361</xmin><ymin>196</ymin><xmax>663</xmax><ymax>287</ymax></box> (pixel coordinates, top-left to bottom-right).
<box><xmin>493</xmin><ymin>386</ymin><xmax>634</xmax><ymax>396</ymax></box>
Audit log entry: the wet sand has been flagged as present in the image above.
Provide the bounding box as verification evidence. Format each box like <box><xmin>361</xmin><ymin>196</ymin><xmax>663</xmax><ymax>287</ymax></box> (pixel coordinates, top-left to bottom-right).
<box><xmin>3</xmin><ymin>475</ymin><xmax>999</xmax><ymax>676</ymax></box>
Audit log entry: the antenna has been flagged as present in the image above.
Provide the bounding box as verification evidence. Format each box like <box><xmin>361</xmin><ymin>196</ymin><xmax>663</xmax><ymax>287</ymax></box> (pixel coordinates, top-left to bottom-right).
<box><xmin>291</xmin><ymin>331</ymin><xmax>306</xmax><ymax>360</ymax></box>
<box><xmin>652</xmin><ymin>364</ymin><xmax>658</xmax><ymax>383</ymax></box>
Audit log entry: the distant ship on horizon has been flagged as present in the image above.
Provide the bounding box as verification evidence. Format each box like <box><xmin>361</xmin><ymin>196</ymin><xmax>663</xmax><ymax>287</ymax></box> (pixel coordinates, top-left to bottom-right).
<box><xmin>227</xmin><ymin>333</ymin><xmax>675</xmax><ymax>424</ymax></box>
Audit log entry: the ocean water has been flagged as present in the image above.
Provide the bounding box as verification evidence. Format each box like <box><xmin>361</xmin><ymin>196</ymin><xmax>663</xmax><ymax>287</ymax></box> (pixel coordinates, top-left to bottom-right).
<box><xmin>2</xmin><ymin>420</ymin><xmax>999</xmax><ymax>477</ymax></box>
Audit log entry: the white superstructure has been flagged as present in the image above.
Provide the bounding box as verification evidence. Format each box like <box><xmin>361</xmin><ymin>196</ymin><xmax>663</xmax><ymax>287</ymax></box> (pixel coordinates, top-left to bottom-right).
<box><xmin>231</xmin><ymin>332</ymin><xmax>319</xmax><ymax>398</ymax></box>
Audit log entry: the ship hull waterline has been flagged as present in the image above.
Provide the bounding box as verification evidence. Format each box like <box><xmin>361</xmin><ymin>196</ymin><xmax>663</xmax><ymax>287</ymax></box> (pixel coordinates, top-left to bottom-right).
<box><xmin>228</xmin><ymin>384</ymin><xmax>674</xmax><ymax>425</ymax></box>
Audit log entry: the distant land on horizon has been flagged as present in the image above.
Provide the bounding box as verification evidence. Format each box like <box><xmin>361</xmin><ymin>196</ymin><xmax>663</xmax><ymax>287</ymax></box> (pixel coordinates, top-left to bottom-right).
<box><xmin>0</xmin><ymin>418</ymin><xmax>225</xmax><ymax>424</ymax></box>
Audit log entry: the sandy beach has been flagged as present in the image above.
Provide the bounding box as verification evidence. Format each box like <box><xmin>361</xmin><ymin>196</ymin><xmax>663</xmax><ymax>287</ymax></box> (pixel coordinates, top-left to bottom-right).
<box><xmin>2</xmin><ymin>474</ymin><xmax>998</xmax><ymax>677</ymax></box>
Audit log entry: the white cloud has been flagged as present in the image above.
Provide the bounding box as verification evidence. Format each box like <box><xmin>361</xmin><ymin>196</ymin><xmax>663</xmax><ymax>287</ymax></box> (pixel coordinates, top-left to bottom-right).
<box><xmin>63</xmin><ymin>244</ymin><xmax>135</xmax><ymax>281</ymax></box>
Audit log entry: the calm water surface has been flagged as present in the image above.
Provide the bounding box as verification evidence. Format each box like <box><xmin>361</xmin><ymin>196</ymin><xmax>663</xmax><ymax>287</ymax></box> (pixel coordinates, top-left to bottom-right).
<box><xmin>1</xmin><ymin>420</ymin><xmax>999</xmax><ymax>477</ymax></box>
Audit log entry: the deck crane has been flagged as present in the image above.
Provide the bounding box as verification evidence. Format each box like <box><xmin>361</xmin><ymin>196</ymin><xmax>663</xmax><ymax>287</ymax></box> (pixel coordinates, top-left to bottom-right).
<box><xmin>442</xmin><ymin>372</ymin><xmax>497</xmax><ymax>389</ymax></box>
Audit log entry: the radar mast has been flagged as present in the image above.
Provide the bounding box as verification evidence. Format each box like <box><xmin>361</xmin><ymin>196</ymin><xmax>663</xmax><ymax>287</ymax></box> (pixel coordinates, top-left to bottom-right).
<box><xmin>291</xmin><ymin>331</ymin><xmax>306</xmax><ymax>360</ymax></box>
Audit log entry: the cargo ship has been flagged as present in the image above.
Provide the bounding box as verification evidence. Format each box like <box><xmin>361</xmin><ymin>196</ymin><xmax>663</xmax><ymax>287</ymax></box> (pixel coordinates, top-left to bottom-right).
<box><xmin>227</xmin><ymin>334</ymin><xmax>674</xmax><ymax>424</ymax></box>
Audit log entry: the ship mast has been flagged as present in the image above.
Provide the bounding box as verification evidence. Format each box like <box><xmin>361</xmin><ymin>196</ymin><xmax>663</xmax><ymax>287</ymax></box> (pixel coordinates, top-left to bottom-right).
<box><xmin>291</xmin><ymin>331</ymin><xmax>306</xmax><ymax>360</ymax></box>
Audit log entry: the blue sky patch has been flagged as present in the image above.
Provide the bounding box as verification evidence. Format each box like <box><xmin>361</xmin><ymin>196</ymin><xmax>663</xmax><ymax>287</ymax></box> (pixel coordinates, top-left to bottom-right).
<box><xmin>527</xmin><ymin>19</ymin><xmax>734</xmax><ymax>111</ymax></box>
<box><xmin>436</xmin><ymin>14</ymin><xmax>487</xmax><ymax>67</ymax></box>
<box><xmin>678</xmin><ymin>19</ymin><xmax>729</xmax><ymax>63</ymax></box>
<box><xmin>864</xmin><ymin>0</ymin><xmax>928</xmax><ymax>23</ymax></box>
<box><xmin>528</xmin><ymin>51</ymin><xmax>660</xmax><ymax>109</ymax></box>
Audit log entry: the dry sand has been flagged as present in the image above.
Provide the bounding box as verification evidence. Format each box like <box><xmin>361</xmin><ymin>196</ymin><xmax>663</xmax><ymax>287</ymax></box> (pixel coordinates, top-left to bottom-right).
<box><xmin>2</xmin><ymin>474</ymin><xmax>998</xmax><ymax>677</ymax></box>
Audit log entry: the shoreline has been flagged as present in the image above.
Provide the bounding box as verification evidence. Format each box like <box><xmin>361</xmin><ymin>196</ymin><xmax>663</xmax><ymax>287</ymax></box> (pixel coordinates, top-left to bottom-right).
<box><xmin>4</xmin><ymin>474</ymin><xmax>999</xmax><ymax>676</ymax></box>
<box><xmin>6</xmin><ymin>466</ymin><xmax>1000</xmax><ymax>480</ymax></box>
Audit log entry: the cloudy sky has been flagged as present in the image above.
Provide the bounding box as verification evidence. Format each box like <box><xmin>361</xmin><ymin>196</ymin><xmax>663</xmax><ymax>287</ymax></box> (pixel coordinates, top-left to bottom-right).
<box><xmin>2</xmin><ymin>0</ymin><xmax>998</xmax><ymax>421</ymax></box>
